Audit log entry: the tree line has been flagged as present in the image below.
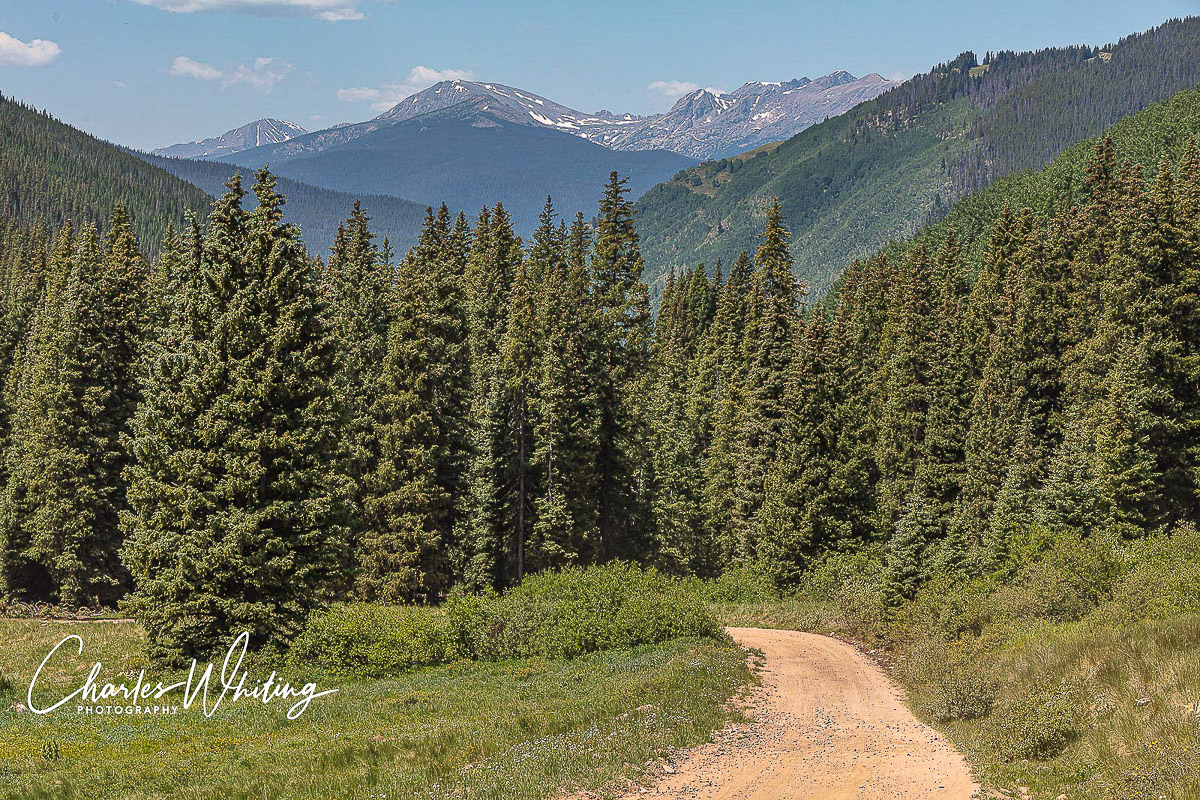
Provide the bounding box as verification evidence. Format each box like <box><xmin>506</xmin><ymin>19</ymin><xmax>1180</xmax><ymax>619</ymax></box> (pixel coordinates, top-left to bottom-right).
<box><xmin>1</xmin><ymin>136</ymin><xmax>1198</xmax><ymax>662</ymax></box>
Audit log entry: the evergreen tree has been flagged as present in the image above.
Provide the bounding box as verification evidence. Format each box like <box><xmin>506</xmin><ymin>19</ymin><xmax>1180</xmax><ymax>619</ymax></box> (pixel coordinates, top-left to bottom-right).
<box><xmin>324</xmin><ymin>201</ymin><xmax>392</xmax><ymax>532</ymax></box>
<box><xmin>873</xmin><ymin>245</ymin><xmax>935</xmax><ymax>530</ymax></box>
<box><xmin>461</xmin><ymin>204</ymin><xmax>523</xmax><ymax>588</ymax></box>
<box><xmin>123</xmin><ymin>171</ymin><xmax>352</xmax><ymax>661</ymax></box>
<box><xmin>733</xmin><ymin>201</ymin><xmax>804</xmax><ymax>561</ymax></box>
<box><xmin>529</xmin><ymin>211</ymin><xmax>601</xmax><ymax>571</ymax></box>
<box><xmin>361</xmin><ymin>206</ymin><xmax>471</xmax><ymax>599</ymax></box>
<box><xmin>590</xmin><ymin>172</ymin><xmax>653</xmax><ymax>560</ymax></box>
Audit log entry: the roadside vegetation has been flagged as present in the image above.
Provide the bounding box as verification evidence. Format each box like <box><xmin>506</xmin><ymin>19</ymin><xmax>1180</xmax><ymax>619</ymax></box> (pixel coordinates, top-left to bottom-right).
<box><xmin>705</xmin><ymin>528</ymin><xmax>1200</xmax><ymax>799</ymax></box>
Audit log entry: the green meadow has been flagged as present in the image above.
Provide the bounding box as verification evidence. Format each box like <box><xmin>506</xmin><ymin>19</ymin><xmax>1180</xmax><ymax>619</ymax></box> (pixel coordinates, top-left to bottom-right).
<box><xmin>0</xmin><ymin>617</ymin><xmax>750</xmax><ymax>800</ymax></box>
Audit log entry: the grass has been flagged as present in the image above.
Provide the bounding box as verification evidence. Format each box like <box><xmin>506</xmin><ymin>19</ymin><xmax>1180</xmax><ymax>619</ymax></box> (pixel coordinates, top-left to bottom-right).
<box><xmin>0</xmin><ymin>619</ymin><xmax>752</xmax><ymax>799</ymax></box>
<box><xmin>941</xmin><ymin>615</ymin><xmax>1200</xmax><ymax>798</ymax></box>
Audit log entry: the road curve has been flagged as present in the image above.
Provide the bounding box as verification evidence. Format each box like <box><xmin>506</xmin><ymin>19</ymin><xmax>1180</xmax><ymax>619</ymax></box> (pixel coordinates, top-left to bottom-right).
<box><xmin>625</xmin><ymin>627</ymin><xmax>978</xmax><ymax>799</ymax></box>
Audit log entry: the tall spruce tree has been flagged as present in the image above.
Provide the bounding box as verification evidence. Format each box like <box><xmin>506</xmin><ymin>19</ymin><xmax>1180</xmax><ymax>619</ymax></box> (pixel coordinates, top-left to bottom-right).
<box><xmin>324</xmin><ymin>201</ymin><xmax>392</xmax><ymax>540</ymax></box>
<box><xmin>123</xmin><ymin>171</ymin><xmax>352</xmax><ymax>661</ymax></box>
<box><xmin>590</xmin><ymin>172</ymin><xmax>653</xmax><ymax>560</ymax></box>
<box><xmin>529</xmin><ymin>211</ymin><xmax>602</xmax><ymax>572</ymax></box>
<box><xmin>461</xmin><ymin>204</ymin><xmax>524</xmax><ymax>588</ymax></box>
<box><xmin>734</xmin><ymin>200</ymin><xmax>804</xmax><ymax>562</ymax></box>
<box><xmin>361</xmin><ymin>206</ymin><xmax>471</xmax><ymax>599</ymax></box>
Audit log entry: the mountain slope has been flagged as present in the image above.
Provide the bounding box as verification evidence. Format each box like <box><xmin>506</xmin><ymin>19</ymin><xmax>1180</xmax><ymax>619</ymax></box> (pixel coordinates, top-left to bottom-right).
<box><xmin>0</xmin><ymin>91</ymin><xmax>210</xmax><ymax>252</ymax></box>
<box><xmin>132</xmin><ymin>151</ymin><xmax>428</xmax><ymax>257</ymax></box>
<box><xmin>222</xmin><ymin>100</ymin><xmax>697</xmax><ymax>231</ymax></box>
<box><xmin>895</xmin><ymin>81</ymin><xmax>1200</xmax><ymax>280</ymax></box>
<box><xmin>634</xmin><ymin>16</ymin><xmax>1200</xmax><ymax>294</ymax></box>
<box><xmin>153</xmin><ymin>118</ymin><xmax>307</xmax><ymax>159</ymax></box>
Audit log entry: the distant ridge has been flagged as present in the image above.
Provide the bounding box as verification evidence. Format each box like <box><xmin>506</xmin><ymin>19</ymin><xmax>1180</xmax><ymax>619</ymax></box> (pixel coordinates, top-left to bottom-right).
<box><xmin>371</xmin><ymin>73</ymin><xmax>896</xmax><ymax>159</ymax></box>
<box><xmin>154</xmin><ymin>118</ymin><xmax>307</xmax><ymax>159</ymax></box>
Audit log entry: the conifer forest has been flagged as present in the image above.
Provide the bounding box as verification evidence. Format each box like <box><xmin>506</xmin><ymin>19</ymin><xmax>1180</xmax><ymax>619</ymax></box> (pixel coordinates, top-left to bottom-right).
<box><xmin>1</xmin><ymin>124</ymin><xmax>1198</xmax><ymax>662</ymax></box>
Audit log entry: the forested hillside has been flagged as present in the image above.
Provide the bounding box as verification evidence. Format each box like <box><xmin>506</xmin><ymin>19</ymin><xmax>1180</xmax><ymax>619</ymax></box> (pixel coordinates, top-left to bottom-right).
<box><xmin>0</xmin><ymin>93</ymin><xmax>209</xmax><ymax>253</ymax></box>
<box><xmin>635</xmin><ymin>16</ymin><xmax>1200</xmax><ymax>295</ymax></box>
<box><xmin>898</xmin><ymin>82</ymin><xmax>1200</xmax><ymax>269</ymax></box>
<box><xmin>133</xmin><ymin>150</ymin><xmax>428</xmax><ymax>255</ymax></box>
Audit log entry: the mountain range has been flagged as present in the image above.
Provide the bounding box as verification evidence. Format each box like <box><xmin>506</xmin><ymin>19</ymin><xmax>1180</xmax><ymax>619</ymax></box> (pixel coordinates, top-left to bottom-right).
<box><xmin>365</xmin><ymin>72</ymin><xmax>896</xmax><ymax>159</ymax></box>
<box><xmin>146</xmin><ymin>72</ymin><xmax>895</xmax><ymax>232</ymax></box>
<box><xmin>214</xmin><ymin>99</ymin><xmax>695</xmax><ymax>233</ymax></box>
<box><xmin>155</xmin><ymin>71</ymin><xmax>895</xmax><ymax>163</ymax></box>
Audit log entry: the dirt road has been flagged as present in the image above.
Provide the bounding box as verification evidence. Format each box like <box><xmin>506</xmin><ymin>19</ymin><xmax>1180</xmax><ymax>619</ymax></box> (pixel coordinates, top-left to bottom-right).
<box><xmin>625</xmin><ymin>627</ymin><xmax>978</xmax><ymax>799</ymax></box>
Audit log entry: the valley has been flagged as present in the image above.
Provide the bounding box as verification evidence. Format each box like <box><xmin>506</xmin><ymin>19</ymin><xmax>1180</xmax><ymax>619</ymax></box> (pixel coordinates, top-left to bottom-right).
<box><xmin>3</xmin><ymin>5</ymin><xmax>1200</xmax><ymax>799</ymax></box>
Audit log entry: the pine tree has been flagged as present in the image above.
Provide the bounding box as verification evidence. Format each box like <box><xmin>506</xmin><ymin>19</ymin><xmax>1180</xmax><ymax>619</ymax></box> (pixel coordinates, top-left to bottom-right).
<box><xmin>733</xmin><ymin>201</ymin><xmax>804</xmax><ymax>560</ymax></box>
<box><xmin>498</xmin><ymin>258</ymin><xmax>541</xmax><ymax>581</ymax></box>
<box><xmin>919</xmin><ymin>231</ymin><xmax>974</xmax><ymax>573</ymax></box>
<box><xmin>123</xmin><ymin>171</ymin><xmax>352</xmax><ymax>661</ymax></box>
<box><xmin>324</xmin><ymin>201</ymin><xmax>392</xmax><ymax>533</ymax></box>
<box><xmin>461</xmin><ymin>204</ymin><xmax>524</xmax><ymax>588</ymax></box>
<box><xmin>0</xmin><ymin>205</ymin><xmax>148</xmax><ymax>606</ymax></box>
<box><xmin>755</xmin><ymin>308</ymin><xmax>834</xmax><ymax>585</ymax></box>
<box><xmin>0</xmin><ymin>223</ymin><xmax>78</xmax><ymax>600</ymax></box>
<box><xmin>873</xmin><ymin>245</ymin><xmax>935</xmax><ymax>530</ymax></box>
<box><xmin>529</xmin><ymin>211</ymin><xmax>601</xmax><ymax>571</ymax></box>
<box><xmin>361</xmin><ymin>205</ymin><xmax>471</xmax><ymax>599</ymax></box>
<box><xmin>590</xmin><ymin>172</ymin><xmax>653</xmax><ymax>560</ymax></box>
<box><xmin>648</xmin><ymin>318</ymin><xmax>705</xmax><ymax>574</ymax></box>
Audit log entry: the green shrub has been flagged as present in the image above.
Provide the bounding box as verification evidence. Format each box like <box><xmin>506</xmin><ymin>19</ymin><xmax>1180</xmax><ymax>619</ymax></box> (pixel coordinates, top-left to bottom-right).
<box><xmin>982</xmin><ymin>679</ymin><xmax>1079</xmax><ymax>761</ymax></box>
<box><xmin>800</xmin><ymin>547</ymin><xmax>891</xmax><ymax>638</ymax></box>
<box><xmin>461</xmin><ymin>562</ymin><xmax>720</xmax><ymax>661</ymax></box>
<box><xmin>1103</xmin><ymin>525</ymin><xmax>1200</xmax><ymax>622</ymax></box>
<box><xmin>288</xmin><ymin>603</ymin><xmax>450</xmax><ymax>678</ymax></box>
<box><xmin>681</xmin><ymin>566</ymin><xmax>778</xmax><ymax>604</ymax></box>
<box><xmin>900</xmin><ymin>575</ymin><xmax>996</xmax><ymax>640</ymax></box>
<box><xmin>291</xmin><ymin>563</ymin><xmax>722</xmax><ymax>677</ymax></box>
<box><xmin>904</xmin><ymin>640</ymin><xmax>997</xmax><ymax>723</ymax></box>
<box><xmin>990</xmin><ymin>528</ymin><xmax>1126</xmax><ymax>624</ymax></box>
<box><xmin>442</xmin><ymin>586</ymin><xmax>496</xmax><ymax>660</ymax></box>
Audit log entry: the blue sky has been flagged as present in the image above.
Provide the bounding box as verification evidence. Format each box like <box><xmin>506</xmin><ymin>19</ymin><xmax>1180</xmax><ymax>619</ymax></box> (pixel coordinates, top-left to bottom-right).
<box><xmin>1</xmin><ymin>0</ymin><xmax>1197</xmax><ymax>151</ymax></box>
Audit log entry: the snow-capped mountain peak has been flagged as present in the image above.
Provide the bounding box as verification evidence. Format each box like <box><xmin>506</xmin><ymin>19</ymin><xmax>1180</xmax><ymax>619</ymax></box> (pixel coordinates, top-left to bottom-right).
<box><xmin>593</xmin><ymin>70</ymin><xmax>898</xmax><ymax>159</ymax></box>
<box><xmin>153</xmin><ymin>118</ymin><xmax>307</xmax><ymax>159</ymax></box>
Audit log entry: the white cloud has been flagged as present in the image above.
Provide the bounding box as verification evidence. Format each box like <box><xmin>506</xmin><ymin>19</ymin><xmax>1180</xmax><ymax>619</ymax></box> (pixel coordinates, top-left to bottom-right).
<box><xmin>337</xmin><ymin>65</ymin><xmax>475</xmax><ymax>112</ymax></box>
<box><xmin>168</xmin><ymin>55</ymin><xmax>222</xmax><ymax>80</ymax></box>
<box><xmin>227</xmin><ymin>56</ymin><xmax>293</xmax><ymax>92</ymax></box>
<box><xmin>647</xmin><ymin>80</ymin><xmax>699</xmax><ymax>97</ymax></box>
<box><xmin>131</xmin><ymin>0</ymin><xmax>375</xmax><ymax>22</ymax></box>
<box><xmin>111</xmin><ymin>80</ymin><xmax>129</xmax><ymax>89</ymax></box>
<box><xmin>167</xmin><ymin>55</ymin><xmax>293</xmax><ymax>92</ymax></box>
<box><xmin>0</xmin><ymin>31</ymin><xmax>61</xmax><ymax>68</ymax></box>
<box><xmin>647</xmin><ymin>79</ymin><xmax>724</xmax><ymax>98</ymax></box>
